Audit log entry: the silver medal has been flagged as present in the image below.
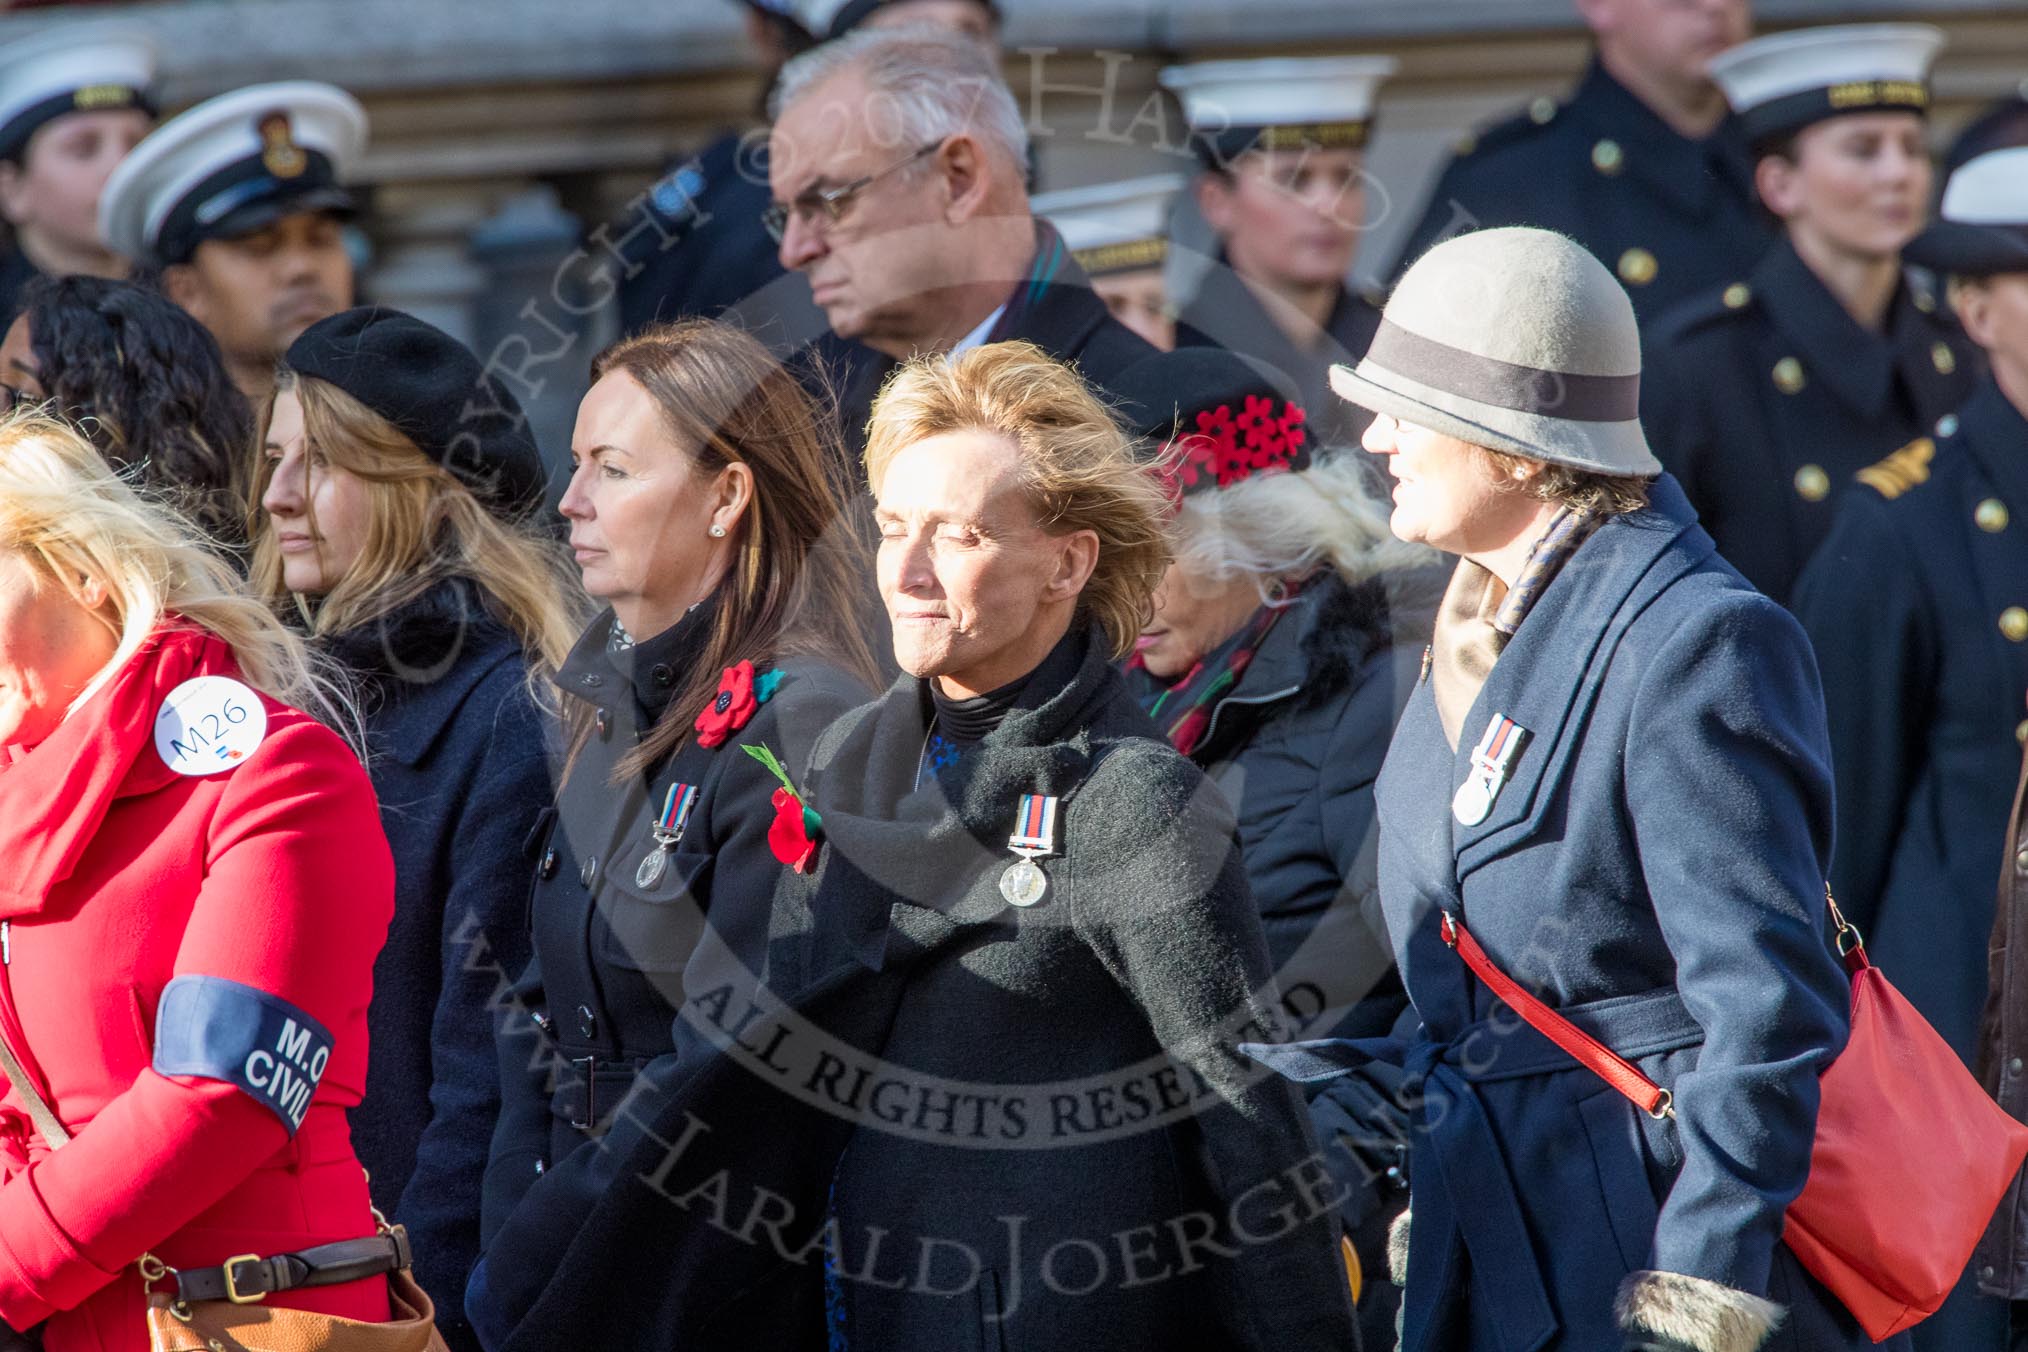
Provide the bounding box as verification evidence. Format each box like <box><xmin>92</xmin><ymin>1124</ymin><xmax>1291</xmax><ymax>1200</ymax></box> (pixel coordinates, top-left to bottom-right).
<box><xmin>999</xmin><ymin>856</ymin><xmax>1049</xmax><ymax>907</ymax></box>
<box><xmin>635</xmin><ymin>848</ymin><xmax>669</xmax><ymax>889</ymax></box>
<box><xmin>1451</xmin><ymin>776</ymin><xmax>1495</xmax><ymax>827</ymax></box>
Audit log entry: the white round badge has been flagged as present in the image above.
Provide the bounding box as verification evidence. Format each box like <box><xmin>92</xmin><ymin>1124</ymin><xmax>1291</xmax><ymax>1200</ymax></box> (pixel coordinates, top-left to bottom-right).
<box><xmin>154</xmin><ymin>676</ymin><xmax>268</xmax><ymax>776</ymax></box>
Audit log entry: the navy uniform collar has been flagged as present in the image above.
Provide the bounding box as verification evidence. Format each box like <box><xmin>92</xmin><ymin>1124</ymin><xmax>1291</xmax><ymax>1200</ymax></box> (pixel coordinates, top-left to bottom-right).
<box><xmin>1958</xmin><ymin>377</ymin><xmax>2028</xmax><ymax>516</ymax></box>
<box><xmin>1753</xmin><ymin>238</ymin><xmax>1928</xmax><ymax>421</ymax></box>
<box><xmin>1564</xmin><ymin>58</ymin><xmax>1755</xmax><ymax>216</ymax></box>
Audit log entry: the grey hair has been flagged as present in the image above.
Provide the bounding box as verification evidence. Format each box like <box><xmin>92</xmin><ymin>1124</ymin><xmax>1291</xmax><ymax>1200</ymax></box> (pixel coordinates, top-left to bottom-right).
<box><xmin>1171</xmin><ymin>453</ymin><xmax>1436</xmax><ymax>597</ymax></box>
<box><xmin>771</xmin><ymin>25</ymin><xmax>1029</xmax><ymax>171</ymax></box>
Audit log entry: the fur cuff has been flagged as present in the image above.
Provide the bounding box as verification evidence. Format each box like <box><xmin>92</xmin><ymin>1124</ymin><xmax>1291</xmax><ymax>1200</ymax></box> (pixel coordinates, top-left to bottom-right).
<box><xmin>1387</xmin><ymin>1208</ymin><xmax>1412</xmax><ymax>1286</ymax></box>
<box><xmin>1614</xmin><ymin>1271</ymin><xmax>1785</xmax><ymax>1352</ymax></box>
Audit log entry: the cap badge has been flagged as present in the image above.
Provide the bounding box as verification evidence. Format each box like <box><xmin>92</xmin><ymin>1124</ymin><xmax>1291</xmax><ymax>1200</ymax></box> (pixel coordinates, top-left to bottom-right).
<box><xmin>258</xmin><ymin>111</ymin><xmax>307</xmax><ymax>179</ymax></box>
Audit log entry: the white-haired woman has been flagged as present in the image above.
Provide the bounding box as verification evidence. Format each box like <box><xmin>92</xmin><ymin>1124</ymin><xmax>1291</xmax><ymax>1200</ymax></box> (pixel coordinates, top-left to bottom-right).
<box><xmin>0</xmin><ymin>416</ymin><xmax>421</xmax><ymax>1350</ymax></box>
<box><xmin>1115</xmin><ymin>346</ymin><xmax>1440</xmax><ymax>1346</ymax></box>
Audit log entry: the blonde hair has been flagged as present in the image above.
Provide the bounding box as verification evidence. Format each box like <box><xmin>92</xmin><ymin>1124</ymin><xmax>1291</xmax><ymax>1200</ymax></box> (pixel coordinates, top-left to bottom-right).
<box><xmin>1169</xmin><ymin>453</ymin><xmax>1435</xmax><ymax>597</ymax></box>
<box><xmin>0</xmin><ymin>412</ymin><xmax>359</xmax><ymax>744</ymax></box>
<box><xmin>864</xmin><ymin>341</ymin><xmax>1172</xmax><ymax>659</ymax></box>
<box><xmin>248</xmin><ymin>371</ymin><xmax>586</xmax><ymax>685</ymax></box>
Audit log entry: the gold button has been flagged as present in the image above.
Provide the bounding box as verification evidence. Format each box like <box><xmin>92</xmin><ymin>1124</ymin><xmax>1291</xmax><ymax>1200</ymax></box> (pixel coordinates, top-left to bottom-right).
<box><xmin>2018</xmin><ymin>720</ymin><xmax>2028</xmax><ymax>747</ymax></box>
<box><xmin>2003</xmin><ymin>607</ymin><xmax>2028</xmax><ymax>643</ymax></box>
<box><xmin>1933</xmin><ymin>342</ymin><xmax>1957</xmax><ymax>375</ymax></box>
<box><xmin>1915</xmin><ymin>290</ymin><xmax>1937</xmax><ymax>314</ymax></box>
<box><xmin>1530</xmin><ymin>96</ymin><xmax>1557</xmax><ymax>125</ymax></box>
<box><xmin>1592</xmin><ymin>139</ymin><xmax>1624</xmax><ymax>174</ymax></box>
<box><xmin>1794</xmin><ymin>465</ymin><xmax>1831</xmax><ymax>502</ymax></box>
<box><xmin>1455</xmin><ymin>132</ymin><xmax>1479</xmax><ymax>156</ymax></box>
<box><xmin>1723</xmin><ymin>282</ymin><xmax>1751</xmax><ymax>309</ymax></box>
<box><xmin>1977</xmin><ymin>498</ymin><xmax>2011</xmax><ymax>533</ymax></box>
<box><xmin>1618</xmin><ymin>247</ymin><xmax>1658</xmax><ymax>286</ymax></box>
<box><xmin>1773</xmin><ymin>357</ymin><xmax>1806</xmax><ymax>394</ymax></box>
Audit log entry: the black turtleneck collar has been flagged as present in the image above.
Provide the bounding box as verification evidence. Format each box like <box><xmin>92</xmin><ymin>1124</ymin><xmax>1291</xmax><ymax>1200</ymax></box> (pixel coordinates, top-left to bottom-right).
<box><xmin>555</xmin><ymin>594</ymin><xmax>720</xmax><ymax>721</ymax></box>
<box><xmin>922</xmin><ymin>625</ymin><xmax>1086</xmax><ymax>751</ymax></box>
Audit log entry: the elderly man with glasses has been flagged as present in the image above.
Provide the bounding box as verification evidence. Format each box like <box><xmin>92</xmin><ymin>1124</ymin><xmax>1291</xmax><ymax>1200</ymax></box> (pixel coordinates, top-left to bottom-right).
<box><xmin>766</xmin><ymin>25</ymin><xmax>1159</xmax><ymax>457</ymax></box>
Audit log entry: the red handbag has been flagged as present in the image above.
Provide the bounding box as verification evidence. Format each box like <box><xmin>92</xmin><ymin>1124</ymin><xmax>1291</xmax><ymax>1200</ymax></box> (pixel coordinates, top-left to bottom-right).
<box><xmin>1440</xmin><ymin>889</ymin><xmax>2028</xmax><ymax>1341</ymax></box>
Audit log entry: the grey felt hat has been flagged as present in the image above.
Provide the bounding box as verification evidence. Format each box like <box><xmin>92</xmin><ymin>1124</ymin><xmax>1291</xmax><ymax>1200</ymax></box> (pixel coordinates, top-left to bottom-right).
<box><xmin>1330</xmin><ymin>226</ymin><xmax>1660</xmax><ymax>477</ymax></box>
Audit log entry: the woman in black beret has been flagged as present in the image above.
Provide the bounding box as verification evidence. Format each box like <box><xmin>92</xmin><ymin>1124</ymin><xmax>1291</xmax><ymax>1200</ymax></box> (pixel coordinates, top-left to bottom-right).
<box><xmin>463</xmin><ymin>318</ymin><xmax>881</xmax><ymax>1349</ymax></box>
<box><xmin>1113</xmin><ymin>345</ymin><xmax>1441</xmax><ymax>1344</ymax></box>
<box><xmin>249</xmin><ymin>303</ymin><xmax>584</xmax><ymax>1352</ymax></box>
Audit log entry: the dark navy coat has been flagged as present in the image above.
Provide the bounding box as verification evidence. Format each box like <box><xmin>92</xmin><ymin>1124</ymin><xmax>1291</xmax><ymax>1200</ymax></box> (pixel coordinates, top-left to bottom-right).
<box><xmin>1642</xmin><ymin>238</ymin><xmax>1980</xmax><ymax>603</ymax></box>
<box><xmin>468</xmin><ymin>604</ymin><xmax>864</xmax><ymax>1347</ymax></box>
<box><xmin>1391</xmin><ymin>60</ymin><xmax>1771</xmax><ymax>326</ymax></box>
<box><xmin>1256</xmin><ymin>478</ymin><xmax>1885</xmax><ymax>1351</ymax></box>
<box><xmin>1175</xmin><ymin>260</ymin><xmax>1383</xmax><ymax>450</ymax></box>
<box><xmin>323</xmin><ymin>580</ymin><xmax>553</xmax><ymax>1352</ymax></box>
<box><xmin>616</xmin><ymin>132</ymin><xmax>785</xmax><ymax>333</ymax></box>
<box><xmin>1794</xmin><ymin>377</ymin><xmax>2028</xmax><ymax>1060</ymax></box>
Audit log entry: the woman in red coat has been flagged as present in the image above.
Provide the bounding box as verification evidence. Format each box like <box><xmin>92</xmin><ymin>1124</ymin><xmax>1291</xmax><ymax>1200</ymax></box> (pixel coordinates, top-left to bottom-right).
<box><xmin>0</xmin><ymin>414</ymin><xmax>397</xmax><ymax>1350</ymax></box>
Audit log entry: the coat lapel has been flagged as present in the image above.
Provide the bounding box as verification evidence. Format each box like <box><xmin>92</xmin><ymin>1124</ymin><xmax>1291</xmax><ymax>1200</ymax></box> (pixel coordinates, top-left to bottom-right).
<box><xmin>1447</xmin><ymin>476</ymin><xmax>1709</xmax><ymax>879</ymax></box>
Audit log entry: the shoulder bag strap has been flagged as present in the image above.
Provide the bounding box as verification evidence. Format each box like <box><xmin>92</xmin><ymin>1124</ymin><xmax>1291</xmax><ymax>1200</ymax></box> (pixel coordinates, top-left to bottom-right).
<box><xmin>0</xmin><ymin>1026</ymin><xmax>70</xmax><ymax>1150</ymax></box>
<box><xmin>1439</xmin><ymin>886</ymin><xmax>1864</xmax><ymax>1124</ymax></box>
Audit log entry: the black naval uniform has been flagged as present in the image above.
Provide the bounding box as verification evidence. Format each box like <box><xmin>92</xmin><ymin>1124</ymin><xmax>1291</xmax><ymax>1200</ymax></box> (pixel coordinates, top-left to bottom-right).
<box><xmin>1175</xmin><ymin>254</ymin><xmax>1383</xmax><ymax>449</ymax></box>
<box><xmin>476</xmin><ymin>603</ymin><xmax>864</xmax><ymax>1250</ymax></box>
<box><xmin>0</xmin><ymin>246</ymin><xmax>39</xmax><ymax>324</ymax></box>
<box><xmin>1641</xmin><ymin>238</ymin><xmax>1980</xmax><ymax>602</ymax></box>
<box><xmin>1793</xmin><ymin>376</ymin><xmax>2028</xmax><ymax>1060</ymax></box>
<box><xmin>834</xmin><ymin>220</ymin><xmax>1160</xmax><ymax>458</ymax></box>
<box><xmin>1392</xmin><ymin>59</ymin><xmax>1771</xmax><ymax>326</ymax></box>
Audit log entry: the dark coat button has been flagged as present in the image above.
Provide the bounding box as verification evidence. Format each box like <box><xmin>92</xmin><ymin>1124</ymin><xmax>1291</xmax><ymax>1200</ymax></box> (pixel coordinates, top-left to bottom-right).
<box><xmin>582</xmin><ymin>673</ymin><xmax>603</xmax><ymax>688</ymax></box>
<box><xmin>577</xmin><ymin>1004</ymin><xmax>597</xmax><ymax>1038</ymax></box>
<box><xmin>652</xmin><ymin>663</ymin><xmax>675</xmax><ymax>686</ymax></box>
<box><xmin>580</xmin><ymin>855</ymin><xmax>598</xmax><ymax>889</ymax></box>
<box><xmin>540</xmin><ymin>848</ymin><xmax>558</xmax><ymax>880</ymax></box>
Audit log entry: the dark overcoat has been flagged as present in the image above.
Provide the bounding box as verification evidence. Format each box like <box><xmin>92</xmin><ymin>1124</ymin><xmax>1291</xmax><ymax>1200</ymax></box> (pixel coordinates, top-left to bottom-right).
<box><xmin>469</xmin><ymin>625</ymin><xmax>1356</xmax><ymax>1351</ymax></box>
<box><xmin>1793</xmin><ymin>376</ymin><xmax>2028</xmax><ymax>1059</ymax></box>
<box><xmin>1254</xmin><ymin>477</ymin><xmax>1890</xmax><ymax>1352</ymax></box>
<box><xmin>1390</xmin><ymin>59</ymin><xmax>1770</xmax><ymax>326</ymax></box>
<box><xmin>468</xmin><ymin>604</ymin><xmax>864</xmax><ymax>1341</ymax></box>
<box><xmin>1641</xmin><ymin>238</ymin><xmax>1980</xmax><ymax>603</ymax></box>
<box><xmin>1975</xmin><ymin>745</ymin><xmax>2028</xmax><ymax>1300</ymax></box>
<box><xmin>325</xmin><ymin>579</ymin><xmax>553</xmax><ymax>1352</ymax></box>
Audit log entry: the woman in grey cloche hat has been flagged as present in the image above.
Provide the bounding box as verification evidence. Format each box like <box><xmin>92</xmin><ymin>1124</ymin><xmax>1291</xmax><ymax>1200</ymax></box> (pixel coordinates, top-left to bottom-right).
<box><xmin>1250</xmin><ymin>225</ymin><xmax>1885</xmax><ymax>1352</ymax></box>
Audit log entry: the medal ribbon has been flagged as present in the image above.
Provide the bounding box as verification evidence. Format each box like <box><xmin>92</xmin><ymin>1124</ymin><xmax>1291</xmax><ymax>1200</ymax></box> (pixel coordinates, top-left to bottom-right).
<box><xmin>656</xmin><ymin>783</ymin><xmax>699</xmax><ymax>841</ymax></box>
<box><xmin>1008</xmin><ymin>793</ymin><xmax>1059</xmax><ymax>855</ymax></box>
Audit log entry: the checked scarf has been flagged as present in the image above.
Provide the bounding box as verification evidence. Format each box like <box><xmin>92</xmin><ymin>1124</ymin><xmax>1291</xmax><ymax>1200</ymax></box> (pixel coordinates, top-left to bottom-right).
<box><xmin>1142</xmin><ymin>595</ymin><xmax>1295</xmax><ymax>758</ymax></box>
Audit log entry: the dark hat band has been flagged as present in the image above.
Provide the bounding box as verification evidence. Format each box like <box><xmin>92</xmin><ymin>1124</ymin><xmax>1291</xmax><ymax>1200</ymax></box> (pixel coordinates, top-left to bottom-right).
<box><xmin>1196</xmin><ymin>119</ymin><xmax>1371</xmax><ymax>168</ymax></box>
<box><xmin>153</xmin><ymin>148</ymin><xmax>340</xmax><ymax>265</ymax></box>
<box><xmin>1366</xmin><ymin>318</ymin><xmax>1642</xmax><ymax>423</ymax></box>
<box><xmin>1072</xmin><ymin>237</ymin><xmax>1166</xmax><ymax>277</ymax></box>
<box><xmin>1741</xmin><ymin>80</ymin><xmax>1929</xmax><ymax>146</ymax></box>
<box><xmin>1903</xmin><ymin>219</ymin><xmax>2028</xmax><ymax>277</ymax></box>
<box><xmin>0</xmin><ymin>84</ymin><xmax>153</xmax><ymax>163</ymax></box>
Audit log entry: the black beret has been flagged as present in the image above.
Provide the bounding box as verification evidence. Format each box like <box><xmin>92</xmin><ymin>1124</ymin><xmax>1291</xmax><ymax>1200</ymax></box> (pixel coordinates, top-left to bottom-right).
<box><xmin>825</xmin><ymin>0</ymin><xmax>1000</xmax><ymax>39</ymax></box>
<box><xmin>1111</xmin><ymin>347</ymin><xmax>1311</xmax><ymax>499</ymax></box>
<box><xmin>283</xmin><ymin>307</ymin><xmax>548</xmax><ymax>519</ymax></box>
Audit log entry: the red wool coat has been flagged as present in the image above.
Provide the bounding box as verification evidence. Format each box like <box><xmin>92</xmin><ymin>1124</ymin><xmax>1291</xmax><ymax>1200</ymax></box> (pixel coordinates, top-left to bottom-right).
<box><xmin>0</xmin><ymin>625</ymin><xmax>394</xmax><ymax>1351</ymax></box>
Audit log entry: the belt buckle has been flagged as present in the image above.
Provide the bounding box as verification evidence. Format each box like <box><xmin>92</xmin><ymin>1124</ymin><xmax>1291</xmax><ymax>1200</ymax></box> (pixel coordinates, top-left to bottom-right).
<box><xmin>568</xmin><ymin>1055</ymin><xmax>597</xmax><ymax>1130</ymax></box>
<box><xmin>222</xmin><ymin>1252</ymin><xmax>267</xmax><ymax>1304</ymax></box>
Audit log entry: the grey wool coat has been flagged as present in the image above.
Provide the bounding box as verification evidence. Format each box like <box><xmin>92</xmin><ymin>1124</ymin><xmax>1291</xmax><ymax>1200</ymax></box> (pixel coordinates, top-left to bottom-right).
<box><xmin>775</xmin><ymin>624</ymin><xmax>1357</xmax><ymax>1351</ymax></box>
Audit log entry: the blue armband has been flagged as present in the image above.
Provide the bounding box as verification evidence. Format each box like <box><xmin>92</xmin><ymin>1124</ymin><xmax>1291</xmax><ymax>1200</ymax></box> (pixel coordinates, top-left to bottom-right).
<box><xmin>152</xmin><ymin>975</ymin><xmax>334</xmax><ymax>1135</ymax></box>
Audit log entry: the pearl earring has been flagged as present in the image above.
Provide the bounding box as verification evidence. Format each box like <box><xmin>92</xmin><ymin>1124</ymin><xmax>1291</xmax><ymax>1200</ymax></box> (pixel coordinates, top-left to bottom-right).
<box><xmin>708</xmin><ymin>524</ymin><xmax>727</xmax><ymax>538</ymax></box>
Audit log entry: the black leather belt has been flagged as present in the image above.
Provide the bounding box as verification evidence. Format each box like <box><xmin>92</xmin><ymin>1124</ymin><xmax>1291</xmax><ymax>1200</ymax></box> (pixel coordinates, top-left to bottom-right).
<box><xmin>171</xmin><ymin>1227</ymin><xmax>412</xmax><ymax>1305</ymax></box>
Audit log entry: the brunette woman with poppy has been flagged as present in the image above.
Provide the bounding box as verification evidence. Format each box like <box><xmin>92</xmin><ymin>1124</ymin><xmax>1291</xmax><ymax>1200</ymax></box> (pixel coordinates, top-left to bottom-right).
<box><xmin>470</xmin><ymin>319</ymin><xmax>877</xmax><ymax>1342</ymax></box>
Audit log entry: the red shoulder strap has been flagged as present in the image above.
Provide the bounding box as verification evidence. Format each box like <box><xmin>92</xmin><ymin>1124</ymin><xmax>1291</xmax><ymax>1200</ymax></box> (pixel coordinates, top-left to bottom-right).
<box><xmin>1439</xmin><ymin>912</ymin><xmax>1675</xmax><ymax>1120</ymax></box>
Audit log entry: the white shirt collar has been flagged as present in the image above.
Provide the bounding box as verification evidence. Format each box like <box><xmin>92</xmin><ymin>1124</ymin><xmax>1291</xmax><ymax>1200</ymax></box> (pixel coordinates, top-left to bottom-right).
<box><xmin>948</xmin><ymin>303</ymin><xmax>1008</xmax><ymax>358</ymax></box>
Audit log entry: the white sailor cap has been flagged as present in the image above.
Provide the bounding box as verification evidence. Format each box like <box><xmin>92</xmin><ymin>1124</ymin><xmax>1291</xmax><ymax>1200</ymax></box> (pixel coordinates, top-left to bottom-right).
<box><xmin>1905</xmin><ymin>147</ymin><xmax>2028</xmax><ymax>276</ymax></box>
<box><xmin>1158</xmin><ymin>56</ymin><xmax>1398</xmax><ymax>165</ymax></box>
<box><xmin>1709</xmin><ymin>23</ymin><xmax>1945</xmax><ymax>146</ymax></box>
<box><xmin>0</xmin><ymin>28</ymin><xmax>157</xmax><ymax>163</ymax></box>
<box><xmin>1033</xmin><ymin>174</ymin><xmax>1184</xmax><ymax>278</ymax></box>
<box><xmin>99</xmin><ymin>81</ymin><xmax>367</xmax><ymax>269</ymax></box>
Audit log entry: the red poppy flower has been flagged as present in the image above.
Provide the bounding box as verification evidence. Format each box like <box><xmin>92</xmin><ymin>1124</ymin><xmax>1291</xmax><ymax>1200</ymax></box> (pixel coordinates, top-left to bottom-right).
<box><xmin>694</xmin><ymin>660</ymin><xmax>758</xmax><ymax>748</ymax></box>
<box><xmin>768</xmin><ymin>787</ymin><xmax>820</xmax><ymax>873</ymax></box>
